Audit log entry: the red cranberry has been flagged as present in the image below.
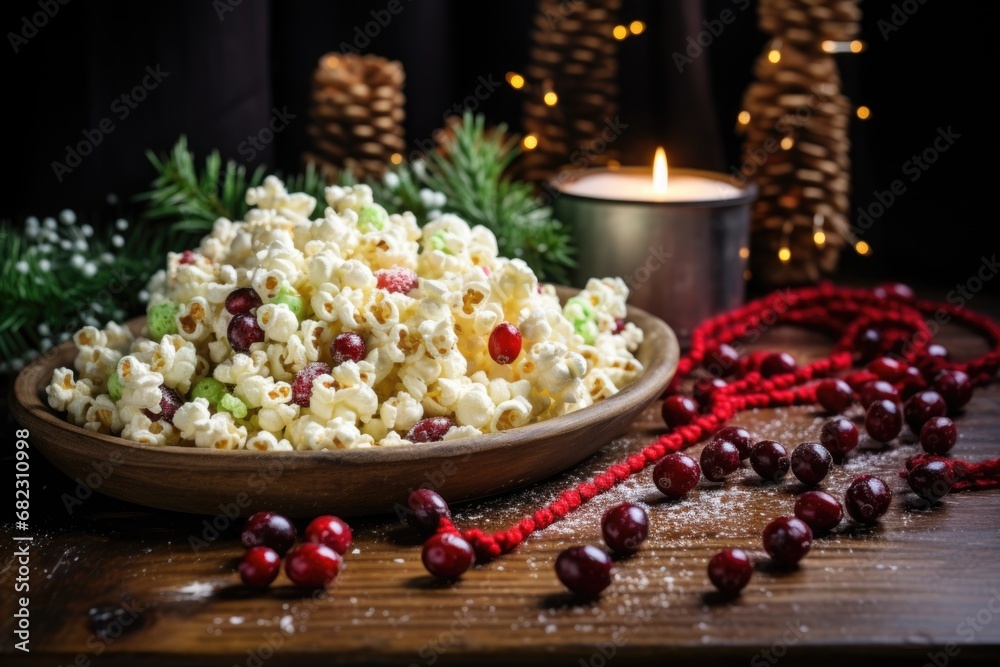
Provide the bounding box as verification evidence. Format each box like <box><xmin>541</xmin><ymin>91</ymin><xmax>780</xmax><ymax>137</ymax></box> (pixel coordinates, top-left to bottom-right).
<box><xmin>305</xmin><ymin>515</ymin><xmax>353</xmax><ymax>555</ymax></box>
<box><xmin>794</xmin><ymin>490</ymin><xmax>843</xmax><ymax>532</ymax></box>
<box><xmin>284</xmin><ymin>543</ymin><xmax>343</xmax><ymax>588</ymax></box>
<box><xmin>225</xmin><ymin>287</ymin><xmax>263</xmax><ymax>315</ymax></box>
<box><xmin>292</xmin><ymin>362</ymin><xmax>332</xmax><ymax>407</ymax></box>
<box><xmin>816</xmin><ymin>378</ymin><xmax>854</xmax><ymax>413</ymax></box>
<box><xmin>762</xmin><ymin>516</ymin><xmax>813</xmax><ymax>565</ymax></box>
<box><xmin>932</xmin><ymin>369</ymin><xmax>973</xmax><ymax>411</ymax></box>
<box><xmin>860</xmin><ymin>380</ymin><xmax>899</xmax><ymax>408</ymax></box>
<box><xmin>228</xmin><ymin>312</ymin><xmax>265</xmax><ymax>352</ymax></box>
<box><xmin>920</xmin><ymin>416</ymin><xmax>957</xmax><ymax>455</ymax></box>
<box><xmin>844</xmin><ymin>475</ymin><xmax>892</xmax><ymax>524</ymax></box>
<box><xmin>704</xmin><ymin>343</ymin><xmax>739</xmax><ymax>377</ymax></box>
<box><xmin>179</xmin><ymin>249</ymin><xmax>199</xmax><ymax>265</ymax></box>
<box><xmin>653</xmin><ymin>453</ymin><xmax>701</xmax><ymax>499</ymax></box>
<box><xmin>926</xmin><ymin>344</ymin><xmax>950</xmax><ymax>361</ymax></box>
<box><xmin>700</xmin><ymin>439</ymin><xmax>741</xmax><ymax>482</ymax></box>
<box><xmin>601</xmin><ymin>502</ymin><xmax>649</xmax><ymax>554</ymax></box>
<box><xmin>865</xmin><ymin>399</ymin><xmax>903</xmax><ymax>443</ymax></box>
<box><xmin>405</xmin><ymin>488</ymin><xmax>453</xmax><ymax>534</ymax></box>
<box><xmin>331</xmin><ymin>332</ymin><xmax>366</xmax><ymax>365</ymax></box>
<box><xmin>422</xmin><ymin>533</ymin><xmax>475</xmax><ymax>579</ymax></box>
<box><xmin>661</xmin><ymin>395</ymin><xmax>699</xmax><ymax>428</ymax></box>
<box><xmin>760</xmin><ymin>352</ymin><xmax>797</xmax><ymax>378</ymax></box>
<box><xmin>406</xmin><ymin>416</ymin><xmax>454</xmax><ymax>443</ymax></box>
<box><xmin>790</xmin><ymin>442</ymin><xmax>832</xmax><ymax>486</ymax></box>
<box><xmin>375</xmin><ymin>267</ymin><xmax>418</xmax><ymax>294</ymax></box>
<box><xmin>868</xmin><ymin>357</ymin><xmax>907</xmax><ymax>383</ymax></box>
<box><xmin>241</xmin><ymin>511</ymin><xmax>297</xmax><ymax>555</ymax></box>
<box><xmin>239</xmin><ymin>546</ymin><xmax>281</xmax><ymax>588</ymax></box>
<box><xmin>693</xmin><ymin>377</ymin><xmax>727</xmax><ymax>408</ymax></box>
<box><xmin>554</xmin><ymin>545</ymin><xmax>614</xmax><ymax>596</ymax></box>
<box><xmin>712</xmin><ymin>425</ymin><xmax>755</xmax><ymax>460</ymax></box>
<box><xmin>488</xmin><ymin>322</ymin><xmax>522</xmax><ymax>364</ymax></box>
<box><xmin>874</xmin><ymin>282</ymin><xmax>915</xmax><ymax>301</ymax></box>
<box><xmin>707</xmin><ymin>548</ymin><xmax>753</xmax><ymax>596</ymax></box>
<box><xmin>907</xmin><ymin>459</ymin><xmax>955</xmax><ymax>503</ymax></box>
<box><xmin>819</xmin><ymin>417</ymin><xmax>859</xmax><ymax>460</ymax></box>
<box><xmin>904</xmin><ymin>390</ymin><xmax>947</xmax><ymax>434</ymax></box>
<box><xmin>750</xmin><ymin>440</ymin><xmax>790</xmax><ymax>482</ymax></box>
<box><xmin>147</xmin><ymin>385</ymin><xmax>183</xmax><ymax>424</ymax></box>
<box><xmin>899</xmin><ymin>365</ymin><xmax>926</xmax><ymax>400</ymax></box>
<box><xmin>612</xmin><ymin>318</ymin><xmax>626</xmax><ymax>334</ymax></box>
<box><xmin>856</xmin><ymin>328</ymin><xmax>883</xmax><ymax>363</ymax></box>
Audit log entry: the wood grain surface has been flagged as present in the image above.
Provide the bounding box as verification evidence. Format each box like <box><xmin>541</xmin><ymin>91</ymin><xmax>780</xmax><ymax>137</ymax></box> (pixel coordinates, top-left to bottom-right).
<box><xmin>2</xmin><ymin>314</ymin><xmax>999</xmax><ymax>666</ymax></box>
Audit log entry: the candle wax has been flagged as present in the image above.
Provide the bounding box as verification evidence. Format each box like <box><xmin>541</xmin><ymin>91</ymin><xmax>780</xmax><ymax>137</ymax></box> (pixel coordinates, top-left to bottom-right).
<box><xmin>559</xmin><ymin>171</ymin><xmax>744</xmax><ymax>203</ymax></box>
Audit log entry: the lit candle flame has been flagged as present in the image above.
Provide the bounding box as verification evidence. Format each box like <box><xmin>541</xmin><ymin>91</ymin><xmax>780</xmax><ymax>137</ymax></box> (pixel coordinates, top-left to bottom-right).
<box><xmin>653</xmin><ymin>147</ymin><xmax>668</xmax><ymax>196</ymax></box>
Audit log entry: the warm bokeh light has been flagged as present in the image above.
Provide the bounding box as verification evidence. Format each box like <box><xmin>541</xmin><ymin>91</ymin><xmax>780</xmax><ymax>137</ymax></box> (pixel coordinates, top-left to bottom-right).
<box><xmin>613</xmin><ymin>25</ymin><xmax>628</xmax><ymax>40</ymax></box>
<box><xmin>522</xmin><ymin>134</ymin><xmax>538</xmax><ymax>150</ymax></box>
<box><xmin>780</xmin><ymin>136</ymin><xmax>794</xmax><ymax>150</ymax></box>
<box><xmin>629</xmin><ymin>20</ymin><xmax>645</xmax><ymax>35</ymax></box>
<box><xmin>506</xmin><ymin>72</ymin><xmax>525</xmax><ymax>89</ymax></box>
<box><xmin>855</xmin><ymin>240</ymin><xmax>871</xmax><ymax>255</ymax></box>
<box><xmin>324</xmin><ymin>55</ymin><xmax>340</xmax><ymax>69</ymax></box>
<box><xmin>768</xmin><ymin>49</ymin><xmax>781</xmax><ymax>63</ymax></box>
<box><xmin>778</xmin><ymin>247</ymin><xmax>791</xmax><ymax>262</ymax></box>
<box><xmin>737</xmin><ymin>111</ymin><xmax>751</xmax><ymax>125</ymax></box>
<box><xmin>821</xmin><ymin>40</ymin><xmax>836</xmax><ymax>53</ymax></box>
<box><xmin>607</xmin><ymin>159</ymin><xmax>621</xmax><ymax>170</ymax></box>
<box><xmin>856</xmin><ymin>106</ymin><xmax>871</xmax><ymax>120</ymax></box>
<box><xmin>744</xmin><ymin>270</ymin><xmax>752</xmax><ymax>281</ymax></box>
<box><xmin>850</xmin><ymin>40</ymin><xmax>864</xmax><ymax>53</ymax></box>
<box><xmin>543</xmin><ymin>91</ymin><xmax>558</xmax><ymax>106</ymax></box>
<box><xmin>390</xmin><ymin>153</ymin><xmax>403</xmax><ymax>165</ymax></box>
<box><xmin>739</xmin><ymin>247</ymin><xmax>750</xmax><ymax>259</ymax></box>
<box><xmin>814</xmin><ymin>230</ymin><xmax>827</xmax><ymax>246</ymax></box>
<box><xmin>652</xmin><ymin>147</ymin><xmax>668</xmax><ymax>195</ymax></box>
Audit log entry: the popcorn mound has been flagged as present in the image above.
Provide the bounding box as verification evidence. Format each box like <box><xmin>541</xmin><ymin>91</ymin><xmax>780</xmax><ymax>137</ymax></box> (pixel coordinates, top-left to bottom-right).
<box><xmin>46</xmin><ymin>177</ymin><xmax>645</xmax><ymax>450</ymax></box>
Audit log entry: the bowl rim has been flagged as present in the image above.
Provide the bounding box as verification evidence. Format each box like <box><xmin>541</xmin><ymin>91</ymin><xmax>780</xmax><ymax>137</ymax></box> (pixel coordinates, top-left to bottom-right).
<box><xmin>11</xmin><ymin>289</ymin><xmax>678</xmax><ymax>464</ymax></box>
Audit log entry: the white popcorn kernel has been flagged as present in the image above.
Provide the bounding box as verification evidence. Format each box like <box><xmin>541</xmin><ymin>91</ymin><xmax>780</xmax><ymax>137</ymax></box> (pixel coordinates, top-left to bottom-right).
<box><xmin>257</xmin><ymin>303</ymin><xmax>299</xmax><ymax>343</ymax></box>
<box><xmin>175</xmin><ymin>297</ymin><xmax>212</xmax><ymax>342</ymax></box>
<box><xmin>456</xmin><ymin>385</ymin><xmax>494</xmax><ymax>429</ymax></box>
<box><xmin>84</xmin><ymin>394</ymin><xmax>123</xmax><ymax>434</ymax></box>
<box><xmin>491</xmin><ymin>396</ymin><xmax>532</xmax><ymax>432</ymax></box>
<box><xmin>246</xmin><ymin>431</ymin><xmax>294</xmax><ymax>451</ymax></box>
<box><xmin>442</xmin><ymin>424</ymin><xmax>481</xmax><ymax>441</ymax></box>
<box><xmin>117</xmin><ymin>356</ymin><xmax>165</xmax><ymax>412</ymax></box>
<box><xmin>148</xmin><ymin>335</ymin><xmax>199</xmax><ymax>394</ymax></box>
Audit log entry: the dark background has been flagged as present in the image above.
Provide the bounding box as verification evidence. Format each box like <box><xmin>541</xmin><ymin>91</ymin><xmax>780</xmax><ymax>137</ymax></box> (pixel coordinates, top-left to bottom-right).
<box><xmin>1</xmin><ymin>0</ymin><xmax>997</xmax><ymax>292</ymax></box>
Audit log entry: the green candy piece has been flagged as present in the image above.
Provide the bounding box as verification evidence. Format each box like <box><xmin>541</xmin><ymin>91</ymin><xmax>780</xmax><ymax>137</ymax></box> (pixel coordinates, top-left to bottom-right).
<box><xmin>564</xmin><ymin>296</ymin><xmax>594</xmax><ymax>322</ymax></box>
<box><xmin>575</xmin><ymin>318</ymin><xmax>598</xmax><ymax>345</ymax></box>
<box><xmin>272</xmin><ymin>285</ymin><xmax>304</xmax><ymax>320</ymax></box>
<box><xmin>107</xmin><ymin>371</ymin><xmax>123</xmax><ymax>401</ymax></box>
<box><xmin>147</xmin><ymin>301</ymin><xmax>179</xmax><ymax>339</ymax></box>
<box><xmin>357</xmin><ymin>204</ymin><xmax>388</xmax><ymax>232</ymax></box>
<box><xmin>218</xmin><ymin>393</ymin><xmax>248</xmax><ymax>419</ymax></box>
<box><xmin>427</xmin><ymin>230</ymin><xmax>453</xmax><ymax>255</ymax></box>
<box><xmin>190</xmin><ymin>377</ymin><xmax>227</xmax><ymax>406</ymax></box>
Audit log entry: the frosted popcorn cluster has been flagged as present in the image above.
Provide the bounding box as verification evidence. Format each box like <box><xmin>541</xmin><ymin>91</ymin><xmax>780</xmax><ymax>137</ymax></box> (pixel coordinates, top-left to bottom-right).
<box><xmin>47</xmin><ymin>177</ymin><xmax>644</xmax><ymax>450</ymax></box>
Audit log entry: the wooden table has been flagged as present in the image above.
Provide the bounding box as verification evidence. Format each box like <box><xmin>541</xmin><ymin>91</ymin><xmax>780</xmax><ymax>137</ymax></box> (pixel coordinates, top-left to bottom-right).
<box><xmin>3</xmin><ymin>294</ymin><xmax>1000</xmax><ymax>666</ymax></box>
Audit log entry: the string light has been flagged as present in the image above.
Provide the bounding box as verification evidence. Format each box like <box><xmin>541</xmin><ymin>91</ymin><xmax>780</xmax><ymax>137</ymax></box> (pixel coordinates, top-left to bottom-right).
<box><xmin>522</xmin><ymin>134</ymin><xmax>538</xmax><ymax>150</ymax></box>
<box><xmin>768</xmin><ymin>49</ymin><xmax>781</xmax><ymax>63</ymax></box>
<box><xmin>856</xmin><ymin>105</ymin><xmax>871</xmax><ymax>120</ymax></box>
<box><xmin>390</xmin><ymin>153</ymin><xmax>403</xmax><ymax>165</ymax></box>
<box><xmin>813</xmin><ymin>230</ymin><xmax>826</xmax><ymax>246</ymax></box>
<box><xmin>613</xmin><ymin>25</ymin><xmax>628</xmax><ymax>40</ymax></box>
<box><xmin>506</xmin><ymin>72</ymin><xmax>525</xmax><ymax>89</ymax></box>
<box><xmin>737</xmin><ymin>111</ymin><xmax>751</xmax><ymax>125</ymax></box>
<box><xmin>739</xmin><ymin>247</ymin><xmax>750</xmax><ymax>259</ymax></box>
<box><xmin>850</xmin><ymin>40</ymin><xmax>864</xmax><ymax>53</ymax></box>
<box><xmin>813</xmin><ymin>213</ymin><xmax>826</xmax><ymax>247</ymax></box>
<box><xmin>543</xmin><ymin>91</ymin><xmax>558</xmax><ymax>106</ymax></box>
<box><xmin>629</xmin><ymin>20</ymin><xmax>645</xmax><ymax>35</ymax></box>
<box><xmin>778</xmin><ymin>247</ymin><xmax>791</xmax><ymax>262</ymax></box>
<box><xmin>855</xmin><ymin>240</ymin><xmax>871</xmax><ymax>255</ymax></box>
<box><xmin>780</xmin><ymin>136</ymin><xmax>794</xmax><ymax>150</ymax></box>
<box><xmin>821</xmin><ymin>40</ymin><xmax>866</xmax><ymax>54</ymax></box>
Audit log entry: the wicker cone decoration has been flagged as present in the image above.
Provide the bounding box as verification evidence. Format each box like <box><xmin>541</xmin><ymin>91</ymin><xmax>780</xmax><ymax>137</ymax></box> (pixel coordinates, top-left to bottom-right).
<box><xmin>739</xmin><ymin>0</ymin><xmax>861</xmax><ymax>286</ymax></box>
<box><xmin>516</xmin><ymin>0</ymin><xmax>622</xmax><ymax>184</ymax></box>
<box><xmin>303</xmin><ymin>53</ymin><xmax>406</xmax><ymax>182</ymax></box>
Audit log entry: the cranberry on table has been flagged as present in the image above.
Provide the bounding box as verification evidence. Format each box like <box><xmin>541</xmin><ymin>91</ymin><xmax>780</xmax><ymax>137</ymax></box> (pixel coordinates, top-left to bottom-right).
<box><xmin>228</xmin><ymin>312</ymin><xmax>265</xmax><ymax>352</ymax></box>
<box><xmin>488</xmin><ymin>322</ymin><xmax>523</xmax><ymax>364</ymax></box>
<box><xmin>653</xmin><ymin>453</ymin><xmax>701</xmax><ymax>499</ymax></box>
<box><xmin>700</xmin><ymin>438</ymin><xmax>741</xmax><ymax>482</ymax></box>
<box><xmin>405</xmin><ymin>488</ymin><xmax>453</xmax><ymax>534</ymax></box>
<box><xmin>874</xmin><ymin>282</ymin><xmax>915</xmax><ymax>301</ymax></box>
<box><xmin>554</xmin><ymin>545</ymin><xmax>614</xmax><ymax>596</ymax></box>
<box><xmin>601</xmin><ymin>502</ymin><xmax>649</xmax><ymax>554</ymax></box>
<box><xmin>707</xmin><ymin>548</ymin><xmax>754</xmax><ymax>596</ymax></box>
<box><xmin>865</xmin><ymin>399</ymin><xmax>903</xmax><ymax>443</ymax></box>
<box><xmin>406</xmin><ymin>417</ymin><xmax>454</xmax><ymax>443</ymax></box>
<box><xmin>932</xmin><ymin>369</ymin><xmax>973</xmax><ymax>411</ymax></box>
<box><xmin>712</xmin><ymin>425</ymin><xmax>755</xmax><ymax>460</ymax></box>
<box><xmin>239</xmin><ymin>546</ymin><xmax>282</xmax><ymax>588</ymax></box>
<box><xmin>749</xmin><ymin>440</ymin><xmax>790</xmax><ymax>483</ymax></box>
<box><xmin>819</xmin><ymin>417</ymin><xmax>859</xmax><ymax>460</ymax></box>
<box><xmin>331</xmin><ymin>332</ymin><xmax>366</xmax><ymax>366</ymax></box>
<box><xmin>762</xmin><ymin>516</ymin><xmax>813</xmax><ymax>566</ymax></box>
<box><xmin>704</xmin><ymin>343</ymin><xmax>739</xmax><ymax>377</ymax></box>
<box><xmin>693</xmin><ymin>377</ymin><xmax>727</xmax><ymax>408</ymax></box>
<box><xmin>305</xmin><ymin>515</ymin><xmax>353</xmax><ymax>555</ymax></box>
<box><xmin>760</xmin><ymin>352</ymin><xmax>797</xmax><ymax>378</ymax></box>
<box><xmin>794</xmin><ymin>490</ymin><xmax>844</xmax><ymax>532</ymax></box>
<box><xmin>292</xmin><ymin>362</ymin><xmax>332</xmax><ymax>407</ymax></box>
<box><xmin>816</xmin><ymin>378</ymin><xmax>854</xmax><ymax>413</ymax></box>
<box><xmin>856</xmin><ymin>328</ymin><xmax>883</xmax><ymax>363</ymax></box>
<box><xmin>898</xmin><ymin>365</ymin><xmax>926</xmax><ymax>400</ymax></box>
<box><xmin>926</xmin><ymin>344</ymin><xmax>951</xmax><ymax>361</ymax></box>
<box><xmin>868</xmin><ymin>357</ymin><xmax>907</xmax><ymax>383</ymax></box>
<box><xmin>920</xmin><ymin>416</ymin><xmax>957</xmax><ymax>455</ymax></box>
<box><xmin>845</xmin><ymin>475</ymin><xmax>893</xmax><ymax>524</ymax></box>
<box><xmin>907</xmin><ymin>459</ymin><xmax>955</xmax><ymax>503</ymax></box>
<box><xmin>790</xmin><ymin>442</ymin><xmax>832</xmax><ymax>486</ymax></box>
<box><xmin>225</xmin><ymin>287</ymin><xmax>263</xmax><ymax>315</ymax></box>
<box><xmin>422</xmin><ymin>533</ymin><xmax>476</xmax><ymax>580</ymax></box>
<box><xmin>903</xmin><ymin>390</ymin><xmax>948</xmax><ymax>434</ymax></box>
<box><xmin>661</xmin><ymin>395</ymin><xmax>699</xmax><ymax>428</ymax></box>
<box><xmin>859</xmin><ymin>380</ymin><xmax>899</xmax><ymax>409</ymax></box>
<box><xmin>284</xmin><ymin>543</ymin><xmax>343</xmax><ymax>588</ymax></box>
<box><xmin>241</xmin><ymin>511</ymin><xmax>297</xmax><ymax>555</ymax></box>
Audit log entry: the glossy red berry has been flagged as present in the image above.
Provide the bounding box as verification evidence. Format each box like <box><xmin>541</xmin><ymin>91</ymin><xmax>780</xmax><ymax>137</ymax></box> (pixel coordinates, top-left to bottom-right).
<box><xmin>790</xmin><ymin>442</ymin><xmax>832</xmax><ymax>486</ymax></box>
<box><xmin>868</xmin><ymin>357</ymin><xmax>907</xmax><ymax>383</ymax></box>
<box><xmin>819</xmin><ymin>417</ymin><xmax>859</xmax><ymax>460</ymax></box>
<box><xmin>845</xmin><ymin>475</ymin><xmax>892</xmax><ymax>524</ymax></box>
<box><xmin>305</xmin><ymin>515</ymin><xmax>353</xmax><ymax>555</ymax></box>
<box><xmin>331</xmin><ymin>332</ymin><xmax>366</xmax><ymax>366</ymax></box>
<box><xmin>661</xmin><ymin>395</ymin><xmax>699</xmax><ymax>428</ymax></box>
<box><xmin>707</xmin><ymin>548</ymin><xmax>753</xmax><ymax>596</ymax></box>
<box><xmin>405</xmin><ymin>488</ymin><xmax>453</xmax><ymax>534</ymax></box>
<box><xmin>700</xmin><ymin>438</ymin><xmax>741</xmax><ymax>482</ymax></box>
<box><xmin>704</xmin><ymin>343</ymin><xmax>739</xmax><ymax>377</ymax></box>
<box><xmin>859</xmin><ymin>380</ymin><xmax>899</xmax><ymax>409</ymax></box>
<box><xmin>816</xmin><ymin>378</ymin><xmax>854</xmax><ymax>413</ymax></box>
<box><xmin>856</xmin><ymin>328</ymin><xmax>883</xmax><ymax>363</ymax></box>
<box><xmin>926</xmin><ymin>344</ymin><xmax>950</xmax><ymax>361</ymax></box>
<box><xmin>920</xmin><ymin>416</ymin><xmax>957</xmax><ymax>455</ymax></box>
<box><xmin>762</xmin><ymin>516</ymin><xmax>813</xmax><ymax>566</ymax></box>
<box><xmin>907</xmin><ymin>459</ymin><xmax>955</xmax><ymax>503</ymax></box>
<box><xmin>692</xmin><ymin>377</ymin><xmax>727</xmax><ymax>408</ymax></box>
<box><xmin>653</xmin><ymin>453</ymin><xmax>701</xmax><ymax>499</ymax></box>
<box><xmin>239</xmin><ymin>546</ymin><xmax>281</xmax><ymax>588</ymax></box>
<box><xmin>406</xmin><ymin>416</ymin><xmax>454</xmax><ymax>443</ymax></box>
<box><xmin>612</xmin><ymin>318</ymin><xmax>626</xmax><ymax>334</ymax></box>
<box><xmin>601</xmin><ymin>502</ymin><xmax>649</xmax><ymax>554</ymax></box>
<box><xmin>228</xmin><ymin>312</ymin><xmax>265</xmax><ymax>352</ymax></box>
<box><xmin>794</xmin><ymin>490</ymin><xmax>843</xmax><ymax>532</ymax></box>
<box><xmin>750</xmin><ymin>440</ymin><xmax>790</xmax><ymax>483</ymax></box>
<box><xmin>422</xmin><ymin>533</ymin><xmax>475</xmax><ymax>579</ymax></box>
<box><xmin>555</xmin><ymin>545</ymin><xmax>614</xmax><ymax>596</ymax></box>
<box><xmin>760</xmin><ymin>352</ymin><xmax>797</xmax><ymax>378</ymax></box>
<box><xmin>179</xmin><ymin>249</ymin><xmax>199</xmax><ymax>265</ymax></box>
<box><xmin>241</xmin><ymin>511</ymin><xmax>297</xmax><ymax>555</ymax></box>
<box><xmin>874</xmin><ymin>282</ymin><xmax>915</xmax><ymax>301</ymax></box>
<box><xmin>225</xmin><ymin>287</ymin><xmax>263</xmax><ymax>315</ymax></box>
<box><xmin>904</xmin><ymin>390</ymin><xmax>947</xmax><ymax>434</ymax></box>
<box><xmin>284</xmin><ymin>543</ymin><xmax>343</xmax><ymax>588</ymax></box>
<box><xmin>292</xmin><ymin>362</ymin><xmax>332</xmax><ymax>407</ymax></box>
<box><xmin>898</xmin><ymin>365</ymin><xmax>926</xmax><ymax>400</ymax></box>
<box><xmin>932</xmin><ymin>369</ymin><xmax>973</xmax><ymax>410</ymax></box>
<box><xmin>865</xmin><ymin>399</ymin><xmax>903</xmax><ymax>443</ymax></box>
<box><xmin>489</xmin><ymin>322</ymin><xmax>523</xmax><ymax>364</ymax></box>
<box><xmin>147</xmin><ymin>385</ymin><xmax>183</xmax><ymax>424</ymax></box>
<box><xmin>713</xmin><ymin>425</ymin><xmax>755</xmax><ymax>460</ymax></box>
<box><xmin>375</xmin><ymin>267</ymin><xmax>418</xmax><ymax>294</ymax></box>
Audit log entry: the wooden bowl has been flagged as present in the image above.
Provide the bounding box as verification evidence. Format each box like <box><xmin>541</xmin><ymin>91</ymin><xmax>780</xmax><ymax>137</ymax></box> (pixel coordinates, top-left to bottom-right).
<box><xmin>11</xmin><ymin>288</ymin><xmax>679</xmax><ymax>518</ymax></box>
